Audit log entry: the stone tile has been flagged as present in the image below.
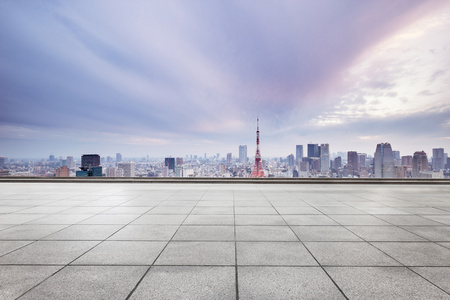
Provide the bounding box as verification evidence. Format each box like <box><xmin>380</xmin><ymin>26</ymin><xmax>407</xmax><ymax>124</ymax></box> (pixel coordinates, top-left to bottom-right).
<box><xmin>234</xmin><ymin>200</ymin><xmax>271</xmax><ymax>207</ymax></box>
<box><xmin>275</xmin><ymin>206</ymin><xmax>322</xmax><ymax>214</ymax></box>
<box><xmin>190</xmin><ymin>206</ymin><xmax>234</xmax><ymax>215</ymax></box>
<box><xmin>237</xmin><ymin>242</ymin><xmax>318</xmax><ymax>266</ymax></box>
<box><xmin>73</xmin><ymin>241</ymin><xmax>166</xmax><ymax>265</ymax></box>
<box><xmin>376</xmin><ymin>215</ymin><xmax>444</xmax><ymax>226</ymax></box>
<box><xmin>147</xmin><ymin>206</ymin><xmax>193</xmax><ymax>214</ymax></box>
<box><xmin>78</xmin><ymin>214</ymin><xmax>139</xmax><ymax>225</ymax></box>
<box><xmin>292</xmin><ymin>226</ymin><xmax>362</xmax><ymax>242</ymax></box>
<box><xmin>236</xmin><ymin>226</ymin><xmax>298</xmax><ymax>241</ymax></box>
<box><xmin>0</xmin><ymin>225</ymin><xmax>68</xmax><ymax>240</ymax></box>
<box><xmin>326</xmin><ymin>267</ymin><xmax>450</xmax><ymax>300</ymax></box>
<box><xmin>235</xmin><ymin>207</ymin><xmax>278</xmax><ymax>215</ymax></box>
<box><xmin>159</xmin><ymin>200</ymin><xmax>197</xmax><ymax>207</ymax></box>
<box><xmin>109</xmin><ymin>225</ymin><xmax>179</xmax><ymax>241</ymax></box>
<box><xmin>0</xmin><ymin>206</ymin><xmax>26</xmax><ymax>213</ymax></box>
<box><xmin>400</xmin><ymin>226</ymin><xmax>450</xmax><ymax>241</ymax></box>
<box><xmin>0</xmin><ymin>241</ymin><xmax>33</xmax><ymax>256</ymax></box>
<box><xmin>283</xmin><ymin>215</ymin><xmax>338</xmax><ymax>225</ymax></box>
<box><xmin>0</xmin><ymin>266</ymin><xmax>62</xmax><ymax>300</ymax></box>
<box><xmin>411</xmin><ymin>267</ymin><xmax>450</xmax><ymax>294</ymax></box>
<box><xmin>183</xmin><ymin>214</ymin><xmax>234</xmax><ymax>225</ymax></box>
<box><xmin>19</xmin><ymin>266</ymin><xmax>147</xmax><ymax>300</ymax></box>
<box><xmin>129</xmin><ymin>266</ymin><xmax>236</xmax><ymax>300</ymax></box>
<box><xmin>400</xmin><ymin>207</ymin><xmax>449</xmax><ymax>215</ymax></box>
<box><xmin>43</xmin><ymin>225</ymin><xmax>123</xmax><ymax>240</ymax></box>
<box><xmin>372</xmin><ymin>242</ymin><xmax>450</xmax><ymax>266</ymax></box>
<box><xmin>304</xmin><ymin>242</ymin><xmax>401</xmax><ymax>266</ymax></box>
<box><xmin>59</xmin><ymin>207</ymin><xmax>109</xmax><ymax>214</ymax></box>
<box><xmin>18</xmin><ymin>206</ymin><xmax>69</xmax><ymax>214</ymax></box>
<box><xmin>329</xmin><ymin>215</ymin><xmax>390</xmax><ymax>225</ymax></box>
<box><xmin>238</xmin><ymin>267</ymin><xmax>345</xmax><ymax>299</ymax></box>
<box><xmin>346</xmin><ymin>226</ymin><xmax>426</xmax><ymax>241</ymax></box>
<box><xmin>173</xmin><ymin>225</ymin><xmax>234</xmax><ymax>241</ymax></box>
<box><xmin>315</xmin><ymin>206</ymin><xmax>365</xmax><ymax>215</ymax></box>
<box><xmin>422</xmin><ymin>215</ymin><xmax>450</xmax><ymax>225</ymax></box>
<box><xmin>269</xmin><ymin>200</ymin><xmax>309</xmax><ymax>207</ymax></box>
<box><xmin>196</xmin><ymin>200</ymin><xmax>234</xmax><ymax>207</ymax></box>
<box><xmin>235</xmin><ymin>215</ymin><xmax>286</xmax><ymax>225</ymax></box>
<box><xmin>27</xmin><ymin>214</ymin><xmax>94</xmax><ymax>225</ymax></box>
<box><xmin>132</xmin><ymin>214</ymin><xmax>186</xmax><ymax>225</ymax></box>
<box><xmin>0</xmin><ymin>214</ymin><xmax>47</xmax><ymax>225</ymax></box>
<box><xmin>155</xmin><ymin>242</ymin><xmax>235</xmax><ymax>265</ymax></box>
<box><xmin>102</xmin><ymin>206</ymin><xmax>151</xmax><ymax>214</ymax></box>
<box><xmin>358</xmin><ymin>207</ymin><xmax>409</xmax><ymax>215</ymax></box>
<box><xmin>0</xmin><ymin>241</ymin><xmax>98</xmax><ymax>265</ymax></box>
<box><xmin>440</xmin><ymin>242</ymin><xmax>450</xmax><ymax>249</ymax></box>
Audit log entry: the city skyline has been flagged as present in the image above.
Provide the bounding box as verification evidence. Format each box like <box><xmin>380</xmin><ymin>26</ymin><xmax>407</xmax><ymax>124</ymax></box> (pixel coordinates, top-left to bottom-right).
<box><xmin>1</xmin><ymin>1</ymin><xmax>450</xmax><ymax>158</ymax></box>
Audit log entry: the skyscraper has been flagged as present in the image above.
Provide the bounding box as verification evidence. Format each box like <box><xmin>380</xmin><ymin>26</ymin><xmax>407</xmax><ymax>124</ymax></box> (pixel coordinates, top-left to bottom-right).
<box><xmin>55</xmin><ymin>166</ymin><xmax>69</xmax><ymax>177</ymax></box>
<box><xmin>239</xmin><ymin>145</ymin><xmax>247</xmax><ymax>163</ymax></box>
<box><xmin>116</xmin><ymin>153</ymin><xmax>122</xmax><ymax>163</ymax></box>
<box><xmin>374</xmin><ymin>143</ymin><xmax>395</xmax><ymax>178</ymax></box>
<box><xmin>227</xmin><ymin>153</ymin><xmax>232</xmax><ymax>164</ymax></box>
<box><xmin>347</xmin><ymin>151</ymin><xmax>359</xmax><ymax>176</ymax></box>
<box><xmin>412</xmin><ymin>151</ymin><xmax>429</xmax><ymax>178</ymax></box>
<box><xmin>81</xmin><ymin>154</ymin><xmax>100</xmax><ymax>168</ymax></box>
<box><xmin>307</xmin><ymin>144</ymin><xmax>320</xmax><ymax>158</ymax></box>
<box><xmin>320</xmin><ymin>144</ymin><xmax>330</xmax><ymax>173</ymax></box>
<box><xmin>287</xmin><ymin>154</ymin><xmax>295</xmax><ymax>166</ymax></box>
<box><xmin>0</xmin><ymin>157</ymin><xmax>4</xmax><ymax>168</ymax></box>
<box><xmin>432</xmin><ymin>148</ymin><xmax>445</xmax><ymax>171</ymax></box>
<box><xmin>165</xmin><ymin>157</ymin><xmax>175</xmax><ymax>172</ymax></box>
<box><xmin>296</xmin><ymin>145</ymin><xmax>303</xmax><ymax>162</ymax></box>
<box><xmin>250</xmin><ymin>118</ymin><xmax>265</xmax><ymax>177</ymax></box>
<box><xmin>118</xmin><ymin>161</ymin><xmax>135</xmax><ymax>177</ymax></box>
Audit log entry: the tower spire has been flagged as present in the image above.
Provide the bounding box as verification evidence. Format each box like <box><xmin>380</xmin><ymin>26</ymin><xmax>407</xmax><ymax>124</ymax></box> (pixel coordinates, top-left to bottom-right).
<box><xmin>250</xmin><ymin>117</ymin><xmax>265</xmax><ymax>178</ymax></box>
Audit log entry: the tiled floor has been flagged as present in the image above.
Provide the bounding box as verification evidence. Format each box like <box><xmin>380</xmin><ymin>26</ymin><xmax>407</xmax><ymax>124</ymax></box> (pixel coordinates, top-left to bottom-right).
<box><xmin>0</xmin><ymin>182</ymin><xmax>450</xmax><ymax>299</ymax></box>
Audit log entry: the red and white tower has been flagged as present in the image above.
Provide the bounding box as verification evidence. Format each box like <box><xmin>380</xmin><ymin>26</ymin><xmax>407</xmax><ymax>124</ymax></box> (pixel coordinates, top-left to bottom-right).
<box><xmin>250</xmin><ymin>117</ymin><xmax>265</xmax><ymax>178</ymax></box>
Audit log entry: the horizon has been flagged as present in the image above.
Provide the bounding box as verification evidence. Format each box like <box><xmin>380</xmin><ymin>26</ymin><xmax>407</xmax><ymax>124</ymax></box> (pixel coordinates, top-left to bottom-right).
<box><xmin>1</xmin><ymin>1</ymin><xmax>450</xmax><ymax>158</ymax></box>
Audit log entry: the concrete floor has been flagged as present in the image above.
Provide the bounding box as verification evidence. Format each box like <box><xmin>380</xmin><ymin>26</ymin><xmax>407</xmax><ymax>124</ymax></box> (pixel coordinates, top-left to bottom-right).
<box><xmin>0</xmin><ymin>182</ymin><xmax>450</xmax><ymax>299</ymax></box>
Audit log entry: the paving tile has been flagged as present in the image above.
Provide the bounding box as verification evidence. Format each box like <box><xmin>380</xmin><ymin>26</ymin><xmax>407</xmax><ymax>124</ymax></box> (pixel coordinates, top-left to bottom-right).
<box><xmin>292</xmin><ymin>226</ymin><xmax>362</xmax><ymax>241</ymax></box>
<box><xmin>18</xmin><ymin>207</ymin><xmax>69</xmax><ymax>214</ymax></box>
<box><xmin>235</xmin><ymin>215</ymin><xmax>286</xmax><ymax>225</ymax></box>
<box><xmin>0</xmin><ymin>241</ymin><xmax>33</xmax><ymax>256</ymax></box>
<box><xmin>275</xmin><ymin>206</ymin><xmax>322</xmax><ymax>214</ymax></box>
<box><xmin>147</xmin><ymin>206</ymin><xmax>193</xmax><ymax>214</ymax></box>
<box><xmin>183</xmin><ymin>214</ymin><xmax>234</xmax><ymax>225</ymax></box>
<box><xmin>283</xmin><ymin>215</ymin><xmax>338</xmax><ymax>225</ymax></box>
<box><xmin>196</xmin><ymin>200</ymin><xmax>234</xmax><ymax>207</ymax></box>
<box><xmin>72</xmin><ymin>241</ymin><xmax>167</xmax><ymax>265</ymax></box>
<box><xmin>102</xmin><ymin>206</ymin><xmax>151</xmax><ymax>214</ymax></box>
<box><xmin>358</xmin><ymin>207</ymin><xmax>409</xmax><ymax>215</ymax></box>
<box><xmin>0</xmin><ymin>225</ymin><xmax>68</xmax><ymax>240</ymax></box>
<box><xmin>400</xmin><ymin>207</ymin><xmax>449</xmax><ymax>215</ymax></box>
<box><xmin>422</xmin><ymin>215</ymin><xmax>450</xmax><ymax>225</ymax></box>
<box><xmin>329</xmin><ymin>215</ymin><xmax>390</xmax><ymax>225</ymax></box>
<box><xmin>346</xmin><ymin>226</ymin><xmax>426</xmax><ymax>241</ymax></box>
<box><xmin>132</xmin><ymin>214</ymin><xmax>186</xmax><ymax>225</ymax></box>
<box><xmin>376</xmin><ymin>215</ymin><xmax>444</xmax><ymax>226</ymax></box>
<box><xmin>129</xmin><ymin>266</ymin><xmax>236</xmax><ymax>300</ymax></box>
<box><xmin>237</xmin><ymin>242</ymin><xmax>317</xmax><ymax>266</ymax></box>
<box><xmin>27</xmin><ymin>214</ymin><xmax>94</xmax><ymax>225</ymax></box>
<box><xmin>440</xmin><ymin>242</ymin><xmax>450</xmax><ymax>249</ymax></box>
<box><xmin>235</xmin><ymin>207</ymin><xmax>278</xmax><ymax>215</ymax></box>
<box><xmin>0</xmin><ymin>241</ymin><xmax>99</xmax><ymax>265</ymax></box>
<box><xmin>315</xmin><ymin>206</ymin><xmax>365</xmax><ymax>215</ymax></box>
<box><xmin>372</xmin><ymin>242</ymin><xmax>450</xmax><ymax>266</ymax></box>
<box><xmin>326</xmin><ymin>267</ymin><xmax>450</xmax><ymax>300</ymax></box>
<box><xmin>400</xmin><ymin>226</ymin><xmax>450</xmax><ymax>241</ymax></box>
<box><xmin>0</xmin><ymin>214</ymin><xmax>47</xmax><ymax>224</ymax></box>
<box><xmin>43</xmin><ymin>225</ymin><xmax>123</xmax><ymax>240</ymax></box>
<box><xmin>58</xmin><ymin>207</ymin><xmax>110</xmax><ymax>214</ymax></box>
<box><xmin>78</xmin><ymin>214</ymin><xmax>139</xmax><ymax>225</ymax></box>
<box><xmin>155</xmin><ymin>241</ymin><xmax>235</xmax><ymax>265</ymax></box>
<box><xmin>238</xmin><ymin>266</ymin><xmax>345</xmax><ymax>299</ymax></box>
<box><xmin>234</xmin><ymin>200</ymin><xmax>271</xmax><ymax>207</ymax></box>
<box><xmin>0</xmin><ymin>266</ymin><xmax>62</xmax><ymax>300</ymax></box>
<box><xmin>304</xmin><ymin>242</ymin><xmax>401</xmax><ymax>266</ymax></box>
<box><xmin>109</xmin><ymin>225</ymin><xmax>179</xmax><ymax>241</ymax></box>
<box><xmin>411</xmin><ymin>267</ymin><xmax>450</xmax><ymax>294</ymax></box>
<box><xmin>173</xmin><ymin>225</ymin><xmax>235</xmax><ymax>241</ymax></box>
<box><xmin>236</xmin><ymin>226</ymin><xmax>298</xmax><ymax>241</ymax></box>
<box><xmin>190</xmin><ymin>206</ymin><xmax>234</xmax><ymax>215</ymax></box>
<box><xmin>19</xmin><ymin>266</ymin><xmax>147</xmax><ymax>300</ymax></box>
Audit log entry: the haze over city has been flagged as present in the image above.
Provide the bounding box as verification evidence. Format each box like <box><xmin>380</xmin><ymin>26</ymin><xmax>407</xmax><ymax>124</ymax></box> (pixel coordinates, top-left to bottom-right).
<box><xmin>1</xmin><ymin>1</ymin><xmax>450</xmax><ymax>159</ymax></box>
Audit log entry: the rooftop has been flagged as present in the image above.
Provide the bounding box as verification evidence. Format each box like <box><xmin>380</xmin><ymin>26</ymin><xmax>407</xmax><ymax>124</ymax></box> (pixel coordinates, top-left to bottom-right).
<box><xmin>1</xmin><ymin>181</ymin><xmax>450</xmax><ymax>299</ymax></box>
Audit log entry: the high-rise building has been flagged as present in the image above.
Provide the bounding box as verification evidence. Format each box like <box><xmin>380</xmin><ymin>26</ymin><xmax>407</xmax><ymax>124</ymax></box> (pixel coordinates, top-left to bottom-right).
<box><xmin>176</xmin><ymin>157</ymin><xmax>184</xmax><ymax>166</ymax></box>
<box><xmin>287</xmin><ymin>154</ymin><xmax>295</xmax><ymax>166</ymax></box>
<box><xmin>296</xmin><ymin>145</ymin><xmax>303</xmax><ymax>161</ymax></box>
<box><xmin>401</xmin><ymin>155</ymin><xmax>413</xmax><ymax>166</ymax></box>
<box><xmin>374</xmin><ymin>143</ymin><xmax>395</xmax><ymax>178</ymax></box>
<box><xmin>320</xmin><ymin>144</ymin><xmax>330</xmax><ymax>173</ymax></box>
<box><xmin>239</xmin><ymin>145</ymin><xmax>247</xmax><ymax>164</ymax></box>
<box><xmin>227</xmin><ymin>153</ymin><xmax>232</xmax><ymax>164</ymax></box>
<box><xmin>392</xmin><ymin>150</ymin><xmax>401</xmax><ymax>166</ymax></box>
<box><xmin>118</xmin><ymin>161</ymin><xmax>135</xmax><ymax>177</ymax></box>
<box><xmin>347</xmin><ymin>151</ymin><xmax>359</xmax><ymax>176</ymax></box>
<box><xmin>250</xmin><ymin>118</ymin><xmax>265</xmax><ymax>177</ymax></box>
<box><xmin>49</xmin><ymin>155</ymin><xmax>55</xmax><ymax>162</ymax></box>
<box><xmin>81</xmin><ymin>154</ymin><xmax>100</xmax><ymax>168</ymax></box>
<box><xmin>432</xmin><ymin>148</ymin><xmax>445</xmax><ymax>171</ymax></box>
<box><xmin>55</xmin><ymin>166</ymin><xmax>69</xmax><ymax>177</ymax></box>
<box><xmin>412</xmin><ymin>151</ymin><xmax>429</xmax><ymax>178</ymax></box>
<box><xmin>307</xmin><ymin>144</ymin><xmax>320</xmax><ymax>158</ymax></box>
<box><xmin>0</xmin><ymin>157</ymin><xmax>5</xmax><ymax>168</ymax></box>
<box><xmin>116</xmin><ymin>153</ymin><xmax>122</xmax><ymax>163</ymax></box>
<box><xmin>165</xmin><ymin>157</ymin><xmax>175</xmax><ymax>172</ymax></box>
<box><xmin>334</xmin><ymin>156</ymin><xmax>342</xmax><ymax>169</ymax></box>
<box><xmin>358</xmin><ymin>153</ymin><xmax>367</xmax><ymax>168</ymax></box>
<box><xmin>66</xmin><ymin>156</ymin><xmax>74</xmax><ymax>169</ymax></box>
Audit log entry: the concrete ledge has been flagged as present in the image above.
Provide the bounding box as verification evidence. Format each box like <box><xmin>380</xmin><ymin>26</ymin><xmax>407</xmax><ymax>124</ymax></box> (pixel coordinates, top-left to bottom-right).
<box><xmin>1</xmin><ymin>177</ymin><xmax>450</xmax><ymax>184</ymax></box>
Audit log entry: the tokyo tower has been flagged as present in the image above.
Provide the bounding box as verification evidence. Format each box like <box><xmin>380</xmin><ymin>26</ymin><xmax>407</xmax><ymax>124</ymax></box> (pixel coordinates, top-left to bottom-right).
<box><xmin>250</xmin><ymin>117</ymin><xmax>265</xmax><ymax>178</ymax></box>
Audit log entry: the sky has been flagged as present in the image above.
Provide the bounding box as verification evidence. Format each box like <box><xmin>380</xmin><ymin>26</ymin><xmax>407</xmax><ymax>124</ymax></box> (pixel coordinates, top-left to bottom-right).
<box><xmin>1</xmin><ymin>0</ymin><xmax>450</xmax><ymax>159</ymax></box>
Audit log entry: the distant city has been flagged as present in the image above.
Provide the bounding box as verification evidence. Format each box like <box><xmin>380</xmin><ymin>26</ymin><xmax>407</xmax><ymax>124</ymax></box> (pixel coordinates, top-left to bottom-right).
<box><xmin>0</xmin><ymin>143</ymin><xmax>448</xmax><ymax>179</ymax></box>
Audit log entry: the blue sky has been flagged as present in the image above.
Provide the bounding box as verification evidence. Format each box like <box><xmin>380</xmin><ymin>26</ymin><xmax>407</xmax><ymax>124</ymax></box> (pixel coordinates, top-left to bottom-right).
<box><xmin>1</xmin><ymin>1</ymin><xmax>449</xmax><ymax>159</ymax></box>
